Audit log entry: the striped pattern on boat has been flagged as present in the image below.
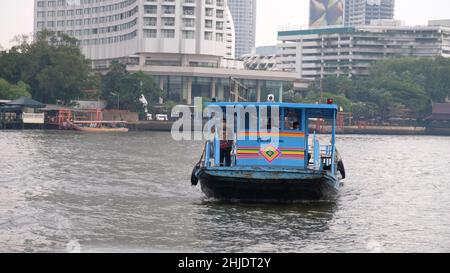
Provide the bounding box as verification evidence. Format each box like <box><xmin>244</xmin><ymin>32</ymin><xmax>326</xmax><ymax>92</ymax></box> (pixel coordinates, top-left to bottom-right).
<box><xmin>237</xmin><ymin>132</ymin><xmax>305</xmax><ymax>138</ymax></box>
<box><xmin>237</xmin><ymin>147</ymin><xmax>305</xmax><ymax>160</ymax></box>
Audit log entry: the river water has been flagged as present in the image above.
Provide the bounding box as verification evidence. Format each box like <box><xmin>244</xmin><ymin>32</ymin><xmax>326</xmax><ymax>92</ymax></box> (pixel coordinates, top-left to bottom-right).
<box><xmin>0</xmin><ymin>131</ymin><xmax>449</xmax><ymax>253</ymax></box>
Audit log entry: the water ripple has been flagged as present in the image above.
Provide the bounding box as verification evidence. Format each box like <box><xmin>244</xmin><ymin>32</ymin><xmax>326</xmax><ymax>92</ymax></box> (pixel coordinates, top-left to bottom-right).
<box><xmin>1</xmin><ymin>131</ymin><xmax>450</xmax><ymax>252</ymax></box>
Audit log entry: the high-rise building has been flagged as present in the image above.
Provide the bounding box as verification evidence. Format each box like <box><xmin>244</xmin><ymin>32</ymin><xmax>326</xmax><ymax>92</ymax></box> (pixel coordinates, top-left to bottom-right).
<box><xmin>278</xmin><ymin>25</ymin><xmax>450</xmax><ymax>80</ymax></box>
<box><xmin>344</xmin><ymin>0</ymin><xmax>395</xmax><ymax>26</ymax></box>
<box><xmin>34</xmin><ymin>0</ymin><xmax>234</xmax><ymax>62</ymax></box>
<box><xmin>227</xmin><ymin>0</ymin><xmax>256</xmax><ymax>58</ymax></box>
<box><xmin>33</xmin><ymin>0</ymin><xmax>295</xmax><ymax>104</ymax></box>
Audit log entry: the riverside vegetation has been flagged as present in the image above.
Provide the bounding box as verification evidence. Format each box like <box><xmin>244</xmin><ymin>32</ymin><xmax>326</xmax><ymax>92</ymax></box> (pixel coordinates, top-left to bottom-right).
<box><xmin>1</xmin><ymin>30</ymin><xmax>450</xmax><ymax>119</ymax></box>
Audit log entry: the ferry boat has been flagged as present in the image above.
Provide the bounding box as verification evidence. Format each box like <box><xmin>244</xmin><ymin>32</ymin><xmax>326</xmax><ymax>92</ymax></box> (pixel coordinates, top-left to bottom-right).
<box><xmin>191</xmin><ymin>102</ymin><xmax>346</xmax><ymax>203</ymax></box>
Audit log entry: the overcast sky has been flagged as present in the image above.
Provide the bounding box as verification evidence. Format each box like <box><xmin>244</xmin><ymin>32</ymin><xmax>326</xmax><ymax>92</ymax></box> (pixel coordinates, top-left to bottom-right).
<box><xmin>1</xmin><ymin>0</ymin><xmax>450</xmax><ymax>49</ymax></box>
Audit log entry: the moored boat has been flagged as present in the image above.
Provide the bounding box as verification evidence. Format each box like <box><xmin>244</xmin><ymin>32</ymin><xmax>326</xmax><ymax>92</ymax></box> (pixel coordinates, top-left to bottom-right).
<box><xmin>71</xmin><ymin>121</ymin><xmax>129</xmax><ymax>133</ymax></box>
<box><xmin>191</xmin><ymin>102</ymin><xmax>345</xmax><ymax>203</ymax></box>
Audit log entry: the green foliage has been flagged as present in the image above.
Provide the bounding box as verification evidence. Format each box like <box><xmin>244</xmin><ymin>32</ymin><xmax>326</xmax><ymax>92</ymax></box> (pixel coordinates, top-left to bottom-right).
<box><xmin>0</xmin><ymin>78</ymin><xmax>31</xmax><ymax>100</ymax></box>
<box><xmin>305</xmin><ymin>57</ymin><xmax>450</xmax><ymax>120</ymax></box>
<box><xmin>162</xmin><ymin>100</ymin><xmax>177</xmax><ymax>114</ymax></box>
<box><xmin>297</xmin><ymin>91</ymin><xmax>352</xmax><ymax>112</ymax></box>
<box><xmin>83</xmin><ymin>73</ymin><xmax>102</xmax><ymax>100</ymax></box>
<box><xmin>101</xmin><ymin>61</ymin><xmax>162</xmax><ymax>112</ymax></box>
<box><xmin>0</xmin><ymin>30</ymin><xmax>91</xmax><ymax>104</ymax></box>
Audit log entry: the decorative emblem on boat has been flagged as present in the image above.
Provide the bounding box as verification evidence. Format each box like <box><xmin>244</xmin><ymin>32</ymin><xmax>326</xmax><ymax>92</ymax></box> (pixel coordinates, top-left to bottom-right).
<box><xmin>260</xmin><ymin>145</ymin><xmax>281</xmax><ymax>163</ymax></box>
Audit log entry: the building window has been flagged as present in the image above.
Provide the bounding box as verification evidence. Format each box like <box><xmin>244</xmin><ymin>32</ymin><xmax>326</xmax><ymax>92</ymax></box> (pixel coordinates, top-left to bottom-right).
<box><xmin>144</xmin><ymin>5</ymin><xmax>157</xmax><ymax>14</ymax></box>
<box><xmin>205</xmin><ymin>20</ymin><xmax>213</xmax><ymax>29</ymax></box>
<box><xmin>216</xmin><ymin>10</ymin><xmax>224</xmax><ymax>18</ymax></box>
<box><xmin>144</xmin><ymin>17</ymin><xmax>157</xmax><ymax>26</ymax></box>
<box><xmin>182</xmin><ymin>30</ymin><xmax>195</xmax><ymax>39</ymax></box>
<box><xmin>162</xmin><ymin>17</ymin><xmax>175</xmax><ymax>27</ymax></box>
<box><xmin>183</xmin><ymin>18</ymin><xmax>195</xmax><ymax>27</ymax></box>
<box><xmin>204</xmin><ymin>31</ymin><xmax>213</xmax><ymax>40</ymax></box>
<box><xmin>205</xmin><ymin>8</ymin><xmax>214</xmax><ymax>17</ymax></box>
<box><xmin>162</xmin><ymin>5</ymin><xmax>175</xmax><ymax>14</ymax></box>
<box><xmin>183</xmin><ymin>7</ymin><xmax>195</xmax><ymax>15</ymax></box>
<box><xmin>144</xmin><ymin>29</ymin><xmax>157</xmax><ymax>38</ymax></box>
<box><xmin>161</xmin><ymin>29</ymin><xmax>175</xmax><ymax>38</ymax></box>
<box><xmin>216</xmin><ymin>33</ymin><xmax>223</xmax><ymax>42</ymax></box>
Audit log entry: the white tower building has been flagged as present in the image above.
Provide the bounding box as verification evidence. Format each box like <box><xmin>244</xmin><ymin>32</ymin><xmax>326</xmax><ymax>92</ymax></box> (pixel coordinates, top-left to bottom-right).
<box><xmin>34</xmin><ymin>0</ymin><xmax>234</xmax><ymax>65</ymax></box>
<box><xmin>227</xmin><ymin>0</ymin><xmax>256</xmax><ymax>58</ymax></box>
<box><xmin>33</xmin><ymin>0</ymin><xmax>296</xmax><ymax>105</ymax></box>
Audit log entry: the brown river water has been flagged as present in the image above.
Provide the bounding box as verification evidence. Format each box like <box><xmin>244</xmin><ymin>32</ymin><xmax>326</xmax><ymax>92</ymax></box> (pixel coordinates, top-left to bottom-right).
<box><xmin>0</xmin><ymin>130</ymin><xmax>449</xmax><ymax>252</ymax></box>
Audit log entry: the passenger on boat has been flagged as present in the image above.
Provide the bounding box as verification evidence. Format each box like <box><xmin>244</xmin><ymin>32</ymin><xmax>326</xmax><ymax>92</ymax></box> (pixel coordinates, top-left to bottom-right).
<box><xmin>219</xmin><ymin>119</ymin><xmax>233</xmax><ymax>167</ymax></box>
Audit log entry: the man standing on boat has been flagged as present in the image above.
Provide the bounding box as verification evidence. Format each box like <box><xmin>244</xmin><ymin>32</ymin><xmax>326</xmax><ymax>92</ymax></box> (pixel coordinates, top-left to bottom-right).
<box><xmin>219</xmin><ymin>119</ymin><xmax>233</xmax><ymax>167</ymax></box>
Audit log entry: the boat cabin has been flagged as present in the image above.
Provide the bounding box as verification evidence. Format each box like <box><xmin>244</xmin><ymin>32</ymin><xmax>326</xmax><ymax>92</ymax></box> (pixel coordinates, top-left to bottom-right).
<box><xmin>203</xmin><ymin>102</ymin><xmax>339</xmax><ymax>177</ymax></box>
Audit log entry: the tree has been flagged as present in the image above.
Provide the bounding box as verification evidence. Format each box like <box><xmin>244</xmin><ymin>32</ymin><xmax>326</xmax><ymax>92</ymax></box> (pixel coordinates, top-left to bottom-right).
<box><xmin>305</xmin><ymin>57</ymin><xmax>450</xmax><ymax>120</ymax></box>
<box><xmin>0</xmin><ymin>30</ymin><xmax>91</xmax><ymax>104</ymax></box>
<box><xmin>83</xmin><ymin>73</ymin><xmax>102</xmax><ymax>100</ymax></box>
<box><xmin>0</xmin><ymin>78</ymin><xmax>31</xmax><ymax>100</ymax></box>
<box><xmin>298</xmin><ymin>91</ymin><xmax>352</xmax><ymax>112</ymax></box>
<box><xmin>101</xmin><ymin>61</ymin><xmax>162</xmax><ymax>112</ymax></box>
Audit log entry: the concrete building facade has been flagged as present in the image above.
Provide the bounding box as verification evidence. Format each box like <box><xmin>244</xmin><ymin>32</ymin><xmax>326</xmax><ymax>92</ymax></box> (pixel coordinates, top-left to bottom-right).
<box><xmin>345</xmin><ymin>0</ymin><xmax>395</xmax><ymax>26</ymax></box>
<box><xmin>34</xmin><ymin>0</ymin><xmax>294</xmax><ymax>104</ymax></box>
<box><xmin>227</xmin><ymin>0</ymin><xmax>256</xmax><ymax>58</ymax></box>
<box><xmin>277</xmin><ymin>25</ymin><xmax>450</xmax><ymax>81</ymax></box>
<box><xmin>34</xmin><ymin>0</ymin><xmax>234</xmax><ymax>65</ymax></box>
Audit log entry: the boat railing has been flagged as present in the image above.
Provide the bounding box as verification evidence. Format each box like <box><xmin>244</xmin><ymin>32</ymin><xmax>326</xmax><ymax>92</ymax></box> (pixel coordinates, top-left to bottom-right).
<box><xmin>309</xmin><ymin>140</ymin><xmax>334</xmax><ymax>172</ymax></box>
<box><xmin>203</xmin><ymin>132</ymin><xmax>238</xmax><ymax>168</ymax></box>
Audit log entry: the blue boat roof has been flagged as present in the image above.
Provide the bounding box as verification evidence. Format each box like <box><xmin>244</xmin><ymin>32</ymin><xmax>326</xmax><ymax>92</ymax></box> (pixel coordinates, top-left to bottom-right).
<box><xmin>207</xmin><ymin>102</ymin><xmax>338</xmax><ymax>112</ymax></box>
<box><xmin>207</xmin><ymin>102</ymin><xmax>338</xmax><ymax>119</ymax></box>
<box><xmin>207</xmin><ymin>102</ymin><xmax>338</xmax><ymax>111</ymax></box>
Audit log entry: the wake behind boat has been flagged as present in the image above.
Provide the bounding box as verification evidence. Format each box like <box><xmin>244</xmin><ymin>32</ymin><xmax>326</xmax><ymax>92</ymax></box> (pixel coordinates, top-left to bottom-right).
<box><xmin>191</xmin><ymin>102</ymin><xmax>346</xmax><ymax>203</ymax></box>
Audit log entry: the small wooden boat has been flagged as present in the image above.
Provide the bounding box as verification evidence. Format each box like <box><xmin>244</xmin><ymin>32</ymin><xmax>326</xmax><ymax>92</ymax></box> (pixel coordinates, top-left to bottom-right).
<box><xmin>191</xmin><ymin>102</ymin><xmax>345</xmax><ymax>203</ymax></box>
<box><xmin>71</xmin><ymin>121</ymin><xmax>129</xmax><ymax>133</ymax></box>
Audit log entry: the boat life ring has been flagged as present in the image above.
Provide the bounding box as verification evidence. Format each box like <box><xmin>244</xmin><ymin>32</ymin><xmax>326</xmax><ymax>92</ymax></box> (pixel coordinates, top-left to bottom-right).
<box><xmin>338</xmin><ymin>160</ymin><xmax>346</xmax><ymax>179</ymax></box>
<box><xmin>191</xmin><ymin>166</ymin><xmax>200</xmax><ymax>186</ymax></box>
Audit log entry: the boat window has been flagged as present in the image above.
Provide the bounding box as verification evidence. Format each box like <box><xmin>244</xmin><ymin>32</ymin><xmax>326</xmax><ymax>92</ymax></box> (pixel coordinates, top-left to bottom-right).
<box><xmin>283</xmin><ymin>108</ymin><xmax>302</xmax><ymax>131</ymax></box>
<box><xmin>260</xmin><ymin>106</ymin><xmax>280</xmax><ymax>132</ymax></box>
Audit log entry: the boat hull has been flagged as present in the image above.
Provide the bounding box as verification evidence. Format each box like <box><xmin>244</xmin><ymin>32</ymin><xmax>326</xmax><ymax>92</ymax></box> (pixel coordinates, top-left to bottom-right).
<box><xmin>198</xmin><ymin>167</ymin><xmax>339</xmax><ymax>203</ymax></box>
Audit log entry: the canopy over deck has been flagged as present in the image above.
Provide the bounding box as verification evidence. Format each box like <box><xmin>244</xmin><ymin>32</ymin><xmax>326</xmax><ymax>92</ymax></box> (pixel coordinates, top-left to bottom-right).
<box><xmin>206</xmin><ymin>102</ymin><xmax>338</xmax><ymax>119</ymax></box>
<box><xmin>6</xmin><ymin>97</ymin><xmax>46</xmax><ymax>108</ymax></box>
<box><xmin>0</xmin><ymin>106</ymin><xmax>22</xmax><ymax>112</ymax></box>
